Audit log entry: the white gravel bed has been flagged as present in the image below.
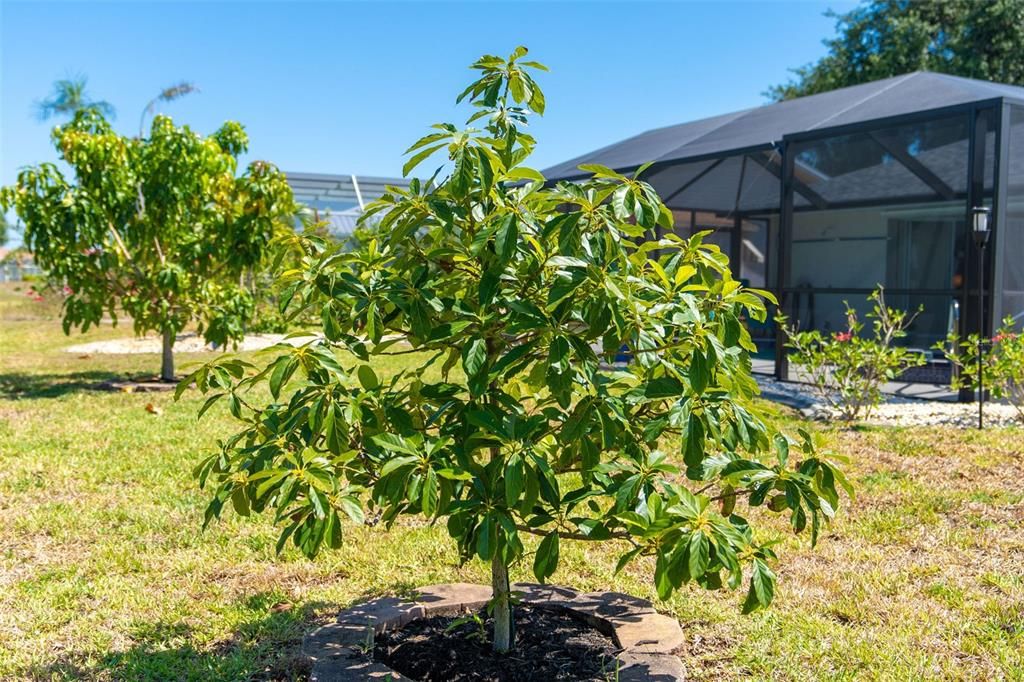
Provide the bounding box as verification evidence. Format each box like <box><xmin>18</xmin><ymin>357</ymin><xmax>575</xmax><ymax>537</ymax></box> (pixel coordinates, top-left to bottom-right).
<box><xmin>64</xmin><ymin>332</ymin><xmax>320</xmax><ymax>355</ymax></box>
<box><xmin>860</xmin><ymin>401</ymin><xmax>1021</xmax><ymax>428</ymax></box>
<box><xmin>755</xmin><ymin>375</ymin><xmax>1022</xmax><ymax>428</ymax></box>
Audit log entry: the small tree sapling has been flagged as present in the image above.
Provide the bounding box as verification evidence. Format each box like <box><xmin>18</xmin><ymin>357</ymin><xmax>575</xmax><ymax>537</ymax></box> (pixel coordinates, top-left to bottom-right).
<box><xmin>186</xmin><ymin>47</ymin><xmax>849</xmax><ymax>653</ymax></box>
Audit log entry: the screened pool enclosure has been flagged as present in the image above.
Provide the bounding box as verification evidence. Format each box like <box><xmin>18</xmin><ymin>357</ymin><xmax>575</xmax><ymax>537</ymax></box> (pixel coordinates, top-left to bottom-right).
<box><xmin>544</xmin><ymin>72</ymin><xmax>1024</xmax><ymax>386</ymax></box>
<box><xmin>286</xmin><ymin>172</ymin><xmax>410</xmax><ymax>242</ymax></box>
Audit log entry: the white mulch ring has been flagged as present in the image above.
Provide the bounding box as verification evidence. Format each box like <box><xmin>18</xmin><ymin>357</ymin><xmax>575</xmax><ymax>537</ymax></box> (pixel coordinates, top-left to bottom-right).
<box><xmin>64</xmin><ymin>332</ymin><xmax>321</xmax><ymax>355</ymax></box>
<box><xmin>755</xmin><ymin>375</ymin><xmax>1022</xmax><ymax>428</ymax></box>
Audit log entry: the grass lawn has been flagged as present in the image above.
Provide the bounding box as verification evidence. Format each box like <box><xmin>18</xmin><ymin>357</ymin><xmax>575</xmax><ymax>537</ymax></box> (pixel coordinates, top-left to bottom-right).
<box><xmin>1</xmin><ymin>281</ymin><xmax>1022</xmax><ymax>681</ymax></box>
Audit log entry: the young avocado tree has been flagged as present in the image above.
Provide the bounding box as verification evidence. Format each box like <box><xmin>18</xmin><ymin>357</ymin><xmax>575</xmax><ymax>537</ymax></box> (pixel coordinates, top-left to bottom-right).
<box><xmin>185</xmin><ymin>47</ymin><xmax>850</xmax><ymax>653</ymax></box>
<box><xmin>1</xmin><ymin>109</ymin><xmax>295</xmax><ymax>381</ymax></box>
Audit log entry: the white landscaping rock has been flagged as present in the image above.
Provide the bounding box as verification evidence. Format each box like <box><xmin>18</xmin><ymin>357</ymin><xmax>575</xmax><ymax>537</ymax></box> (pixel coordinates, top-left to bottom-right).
<box><xmin>755</xmin><ymin>375</ymin><xmax>1022</xmax><ymax>428</ymax></box>
<box><xmin>64</xmin><ymin>332</ymin><xmax>320</xmax><ymax>355</ymax></box>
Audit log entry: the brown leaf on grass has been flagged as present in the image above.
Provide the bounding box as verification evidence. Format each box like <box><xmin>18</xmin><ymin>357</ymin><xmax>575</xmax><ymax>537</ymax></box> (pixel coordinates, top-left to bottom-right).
<box><xmin>77</xmin><ymin>354</ymin><xmax>91</xmax><ymax>359</ymax></box>
<box><xmin>270</xmin><ymin>601</ymin><xmax>293</xmax><ymax>613</ymax></box>
<box><xmin>145</xmin><ymin>403</ymin><xmax>162</xmax><ymax>416</ymax></box>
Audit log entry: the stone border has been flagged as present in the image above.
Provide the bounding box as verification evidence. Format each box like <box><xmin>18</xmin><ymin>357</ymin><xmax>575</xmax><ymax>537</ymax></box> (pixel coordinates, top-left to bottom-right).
<box><xmin>303</xmin><ymin>583</ymin><xmax>684</xmax><ymax>681</ymax></box>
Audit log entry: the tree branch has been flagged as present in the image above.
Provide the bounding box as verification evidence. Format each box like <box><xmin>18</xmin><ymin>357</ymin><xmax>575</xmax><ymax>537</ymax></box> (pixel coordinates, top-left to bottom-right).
<box><xmin>515</xmin><ymin>523</ymin><xmax>632</xmax><ymax>543</ymax></box>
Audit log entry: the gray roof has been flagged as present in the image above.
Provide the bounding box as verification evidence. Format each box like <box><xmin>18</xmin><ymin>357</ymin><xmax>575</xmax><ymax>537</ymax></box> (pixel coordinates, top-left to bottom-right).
<box><xmin>543</xmin><ymin>72</ymin><xmax>1024</xmax><ymax>181</ymax></box>
<box><xmin>286</xmin><ymin>172</ymin><xmax>411</xmax><ymax>241</ymax></box>
<box><xmin>286</xmin><ymin>171</ymin><xmax>409</xmax><ymax>212</ymax></box>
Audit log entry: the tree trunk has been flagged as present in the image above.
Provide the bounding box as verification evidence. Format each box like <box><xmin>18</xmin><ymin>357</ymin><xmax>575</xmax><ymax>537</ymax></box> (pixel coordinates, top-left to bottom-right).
<box><xmin>491</xmin><ymin>552</ymin><xmax>513</xmax><ymax>653</ymax></box>
<box><xmin>160</xmin><ymin>328</ymin><xmax>175</xmax><ymax>382</ymax></box>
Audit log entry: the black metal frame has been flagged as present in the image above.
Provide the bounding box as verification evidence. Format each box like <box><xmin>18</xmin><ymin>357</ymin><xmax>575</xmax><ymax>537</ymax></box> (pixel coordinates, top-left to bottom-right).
<box><xmin>991</xmin><ymin>103</ymin><xmax>1011</xmax><ymax>331</ymax></box>
<box><xmin>768</xmin><ymin>99</ymin><xmax>1009</xmax><ymax>393</ymax></box>
<box><xmin>558</xmin><ymin>96</ymin><xmax>1018</xmax><ymax>388</ymax></box>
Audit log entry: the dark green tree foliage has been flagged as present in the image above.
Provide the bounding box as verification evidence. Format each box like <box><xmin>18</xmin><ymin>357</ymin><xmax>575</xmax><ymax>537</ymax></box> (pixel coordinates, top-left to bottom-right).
<box><xmin>769</xmin><ymin>0</ymin><xmax>1024</xmax><ymax>101</ymax></box>
<box><xmin>186</xmin><ymin>48</ymin><xmax>850</xmax><ymax>652</ymax></box>
<box><xmin>1</xmin><ymin>111</ymin><xmax>295</xmax><ymax>380</ymax></box>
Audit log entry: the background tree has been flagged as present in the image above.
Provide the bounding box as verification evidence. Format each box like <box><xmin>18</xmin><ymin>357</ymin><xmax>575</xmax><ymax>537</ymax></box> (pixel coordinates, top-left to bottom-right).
<box><xmin>1</xmin><ymin>110</ymin><xmax>296</xmax><ymax>381</ymax></box>
<box><xmin>139</xmin><ymin>81</ymin><xmax>200</xmax><ymax>137</ymax></box>
<box><xmin>0</xmin><ymin>214</ymin><xmax>10</xmax><ymax>248</ymax></box>
<box><xmin>187</xmin><ymin>47</ymin><xmax>849</xmax><ymax>654</ymax></box>
<box><xmin>768</xmin><ymin>0</ymin><xmax>1024</xmax><ymax>100</ymax></box>
<box><xmin>35</xmin><ymin>75</ymin><xmax>116</xmax><ymax>120</ymax></box>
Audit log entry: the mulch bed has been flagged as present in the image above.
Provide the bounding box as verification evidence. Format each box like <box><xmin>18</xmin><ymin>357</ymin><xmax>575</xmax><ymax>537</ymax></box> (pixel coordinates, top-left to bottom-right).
<box><xmin>374</xmin><ymin>604</ymin><xmax>621</xmax><ymax>681</ymax></box>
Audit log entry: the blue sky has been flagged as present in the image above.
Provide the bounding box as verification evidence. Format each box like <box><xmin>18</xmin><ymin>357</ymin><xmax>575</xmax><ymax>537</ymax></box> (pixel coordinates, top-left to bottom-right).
<box><xmin>2</xmin><ymin>0</ymin><xmax>855</xmax><ymax>235</ymax></box>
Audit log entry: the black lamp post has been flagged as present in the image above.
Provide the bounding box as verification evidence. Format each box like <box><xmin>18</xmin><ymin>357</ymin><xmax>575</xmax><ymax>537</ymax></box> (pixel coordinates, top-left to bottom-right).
<box><xmin>972</xmin><ymin>206</ymin><xmax>991</xmax><ymax>429</ymax></box>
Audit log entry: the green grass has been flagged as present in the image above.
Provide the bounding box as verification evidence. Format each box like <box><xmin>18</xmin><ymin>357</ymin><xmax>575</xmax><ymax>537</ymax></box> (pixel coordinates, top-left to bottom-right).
<box><xmin>1</xmin><ymin>282</ymin><xmax>1022</xmax><ymax>681</ymax></box>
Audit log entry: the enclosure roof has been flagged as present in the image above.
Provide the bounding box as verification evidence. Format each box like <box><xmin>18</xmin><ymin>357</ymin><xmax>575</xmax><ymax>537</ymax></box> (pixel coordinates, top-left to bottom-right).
<box><xmin>285</xmin><ymin>171</ymin><xmax>409</xmax><ymax>209</ymax></box>
<box><xmin>543</xmin><ymin>71</ymin><xmax>1024</xmax><ymax>181</ymax></box>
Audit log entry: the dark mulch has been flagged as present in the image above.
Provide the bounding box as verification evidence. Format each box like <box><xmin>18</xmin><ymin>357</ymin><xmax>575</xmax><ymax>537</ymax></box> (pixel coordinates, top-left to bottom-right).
<box><xmin>374</xmin><ymin>604</ymin><xmax>621</xmax><ymax>681</ymax></box>
<box><xmin>96</xmin><ymin>377</ymin><xmax>179</xmax><ymax>392</ymax></box>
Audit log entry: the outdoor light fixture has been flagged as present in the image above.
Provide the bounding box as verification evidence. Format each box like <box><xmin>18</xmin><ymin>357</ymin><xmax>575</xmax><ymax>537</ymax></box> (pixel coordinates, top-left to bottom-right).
<box><xmin>973</xmin><ymin>206</ymin><xmax>991</xmax><ymax>246</ymax></box>
<box><xmin>971</xmin><ymin>206</ymin><xmax>992</xmax><ymax>429</ymax></box>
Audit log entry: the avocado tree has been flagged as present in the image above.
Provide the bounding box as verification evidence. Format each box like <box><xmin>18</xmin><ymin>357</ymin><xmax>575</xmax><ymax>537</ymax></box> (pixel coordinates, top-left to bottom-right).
<box><xmin>1</xmin><ymin>110</ymin><xmax>295</xmax><ymax>380</ymax></box>
<box><xmin>186</xmin><ymin>47</ymin><xmax>849</xmax><ymax>653</ymax></box>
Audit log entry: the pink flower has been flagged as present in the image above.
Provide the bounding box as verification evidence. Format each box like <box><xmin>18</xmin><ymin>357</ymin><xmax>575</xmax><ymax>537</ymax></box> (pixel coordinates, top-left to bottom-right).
<box><xmin>833</xmin><ymin>331</ymin><xmax>853</xmax><ymax>342</ymax></box>
<box><xmin>994</xmin><ymin>332</ymin><xmax>1017</xmax><ymax>343</ymax></box>
<box><xmin>62</xmin><ymin>285</ymin><xmax>74</xmax><ymax>296</ymax></box>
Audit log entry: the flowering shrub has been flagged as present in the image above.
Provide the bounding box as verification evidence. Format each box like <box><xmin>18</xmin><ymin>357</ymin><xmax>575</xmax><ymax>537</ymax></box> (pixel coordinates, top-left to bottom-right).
<box><xmin>780</xmin><ymin>288</ymin><xmax>926</xmax><ymax>422</ymax></box>
<box><xmin>941</xmin><ymin>317</ymin><xmax>1024</xmax><ymax>423</ymax></box>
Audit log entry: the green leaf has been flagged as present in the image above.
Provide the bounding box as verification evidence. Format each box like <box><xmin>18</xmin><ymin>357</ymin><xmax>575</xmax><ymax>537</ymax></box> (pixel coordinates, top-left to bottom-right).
<box><xmin>614</xmin><ymin>547</ymin><xmax>642</xmax><ymax>575</ymax></box>
<box><xmin>577</xmin><ymin>163</ymin><xmax>625</xmax><ymax>179</ymax></box>
<box><xmin>495</xmin><ymin>215</ymin><xmax>518</xmax><ymax>261</ymax></box>
<box><xmin>357</xmin><ymin>365</ymin><xmax>380</xmax><ymax>390</ymax></box>
<box><xmin>373</xmin><ymin>433</ymin><xmax>420</xmax><ymax>457</ymax></box>
<box><xmin>325</xmin><ymin>510</ymin><xmax>343</xmax><ymax>549</ymax></box>
<box><xmin>505</xmin><ymin>453</ymin><xmax>524</xmax><ymax>508</ymax></box>
<box><xmin>742</xmin><ymin>558</ymin><xmax>776</xmax><ymax>614</ymax></box>
<box><xmin>683</xmin><ymin>413</ymin><xmax>706</xmax><ymax>471</ymax></box>
<box><xmin>451</xmin><ymin>146</ymin><xmax>474</xmax><ymax>197</ymax></box>
<box><xmin>690</xmin><ymin>348</ymin><xmax>709</xmax><ymax>393</ymax></box>
<box><xmin>773</xmin><ymin>433</ymin><xmax>789</xmax><ymax>467</ymax></box>
<box><xmin>422</xmin><ymin>468</ymin><xmax>439</xmax><ymax>516</ymax></box>
<box><xmin>644</xmin><ymin>376</ymin><xmax>685</xmax><ymax>400</ymax></box>
<box><xmin>196</xmin><ymin>392</ymin><xmax>225</xmax><ymax>419</ymax></box>
<box><xmin>533</xmin><ymin>532</ymin><xmax>560</xmax><ymax>582</ymax></box>
<box><xmin>505</xmin><ymin>167</ymin><xmax>545</xmax><ymax>183</ymax></box>
<box><xmin>477</xmin><ymin>514</ymin><xmax>494</xmax><ymax>560</ymax></box>
<box><xmin>365</xmin><ymin>300</ymin><xmax>380</xmax><ymax>343</ymax></box>
<box><xmin>403</xmin><ymin>141</ymin><xmax>447</xmax><ymax>177</ymax></box>
<box><xmin>479</xmin><ymin>269</ymin><xmax>500</xmax><ymax>307</ymax></box>
<box><xmin>688</xmin><ymin>531</ymin><xmax>710</xmax><ymax>578</ymax></box>
<box><xmin>231</xmin><ymin>487</ymin><xmax>250</xmax><ymax>517</ymax></box>
<box><xmin>339</xmin><ymin>496</ymin><xmax>364</xmax><ymax>524</ymax></box>
<box><xmin>269</xmin><ymin>356</ymin><xmax>297</xmax><ymax>400</ymax></box>
<box><xmin>463</xmin><ymin>337</ymin><xmax>488</xmax><ymax>378</ymax></box>
<box><xmin>546</xmin><ymin>255</ymin><xmax>588</xmax><ymax>268</ymax></box>
<box><xmin>655</xmin><ymin>552</ymin><xmax>674</xmax><ymax>600</ymax></box>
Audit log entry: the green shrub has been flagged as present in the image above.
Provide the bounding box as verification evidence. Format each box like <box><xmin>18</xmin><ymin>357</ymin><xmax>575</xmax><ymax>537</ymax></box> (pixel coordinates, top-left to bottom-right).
<box><xmin>780</xmin><ymin>288</ymin><xmax>925</xmax><ymax>422</ymax></box>
<box><xmin>941</xmin><ymin>317</ymin><xmax>1024</xmax><ymax>423</ymax></box>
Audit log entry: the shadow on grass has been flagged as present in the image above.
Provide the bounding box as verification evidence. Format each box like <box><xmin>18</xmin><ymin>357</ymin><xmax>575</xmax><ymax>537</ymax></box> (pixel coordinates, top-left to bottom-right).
<box><xmin>0</xmin><ymin>370</ymin><xmax>131</xmax><ymax>399</ymax></box>
<box><xmin>24</xmin><ymin>593</ymin><xmax>328</xmax><ymax>682</ymax></box>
